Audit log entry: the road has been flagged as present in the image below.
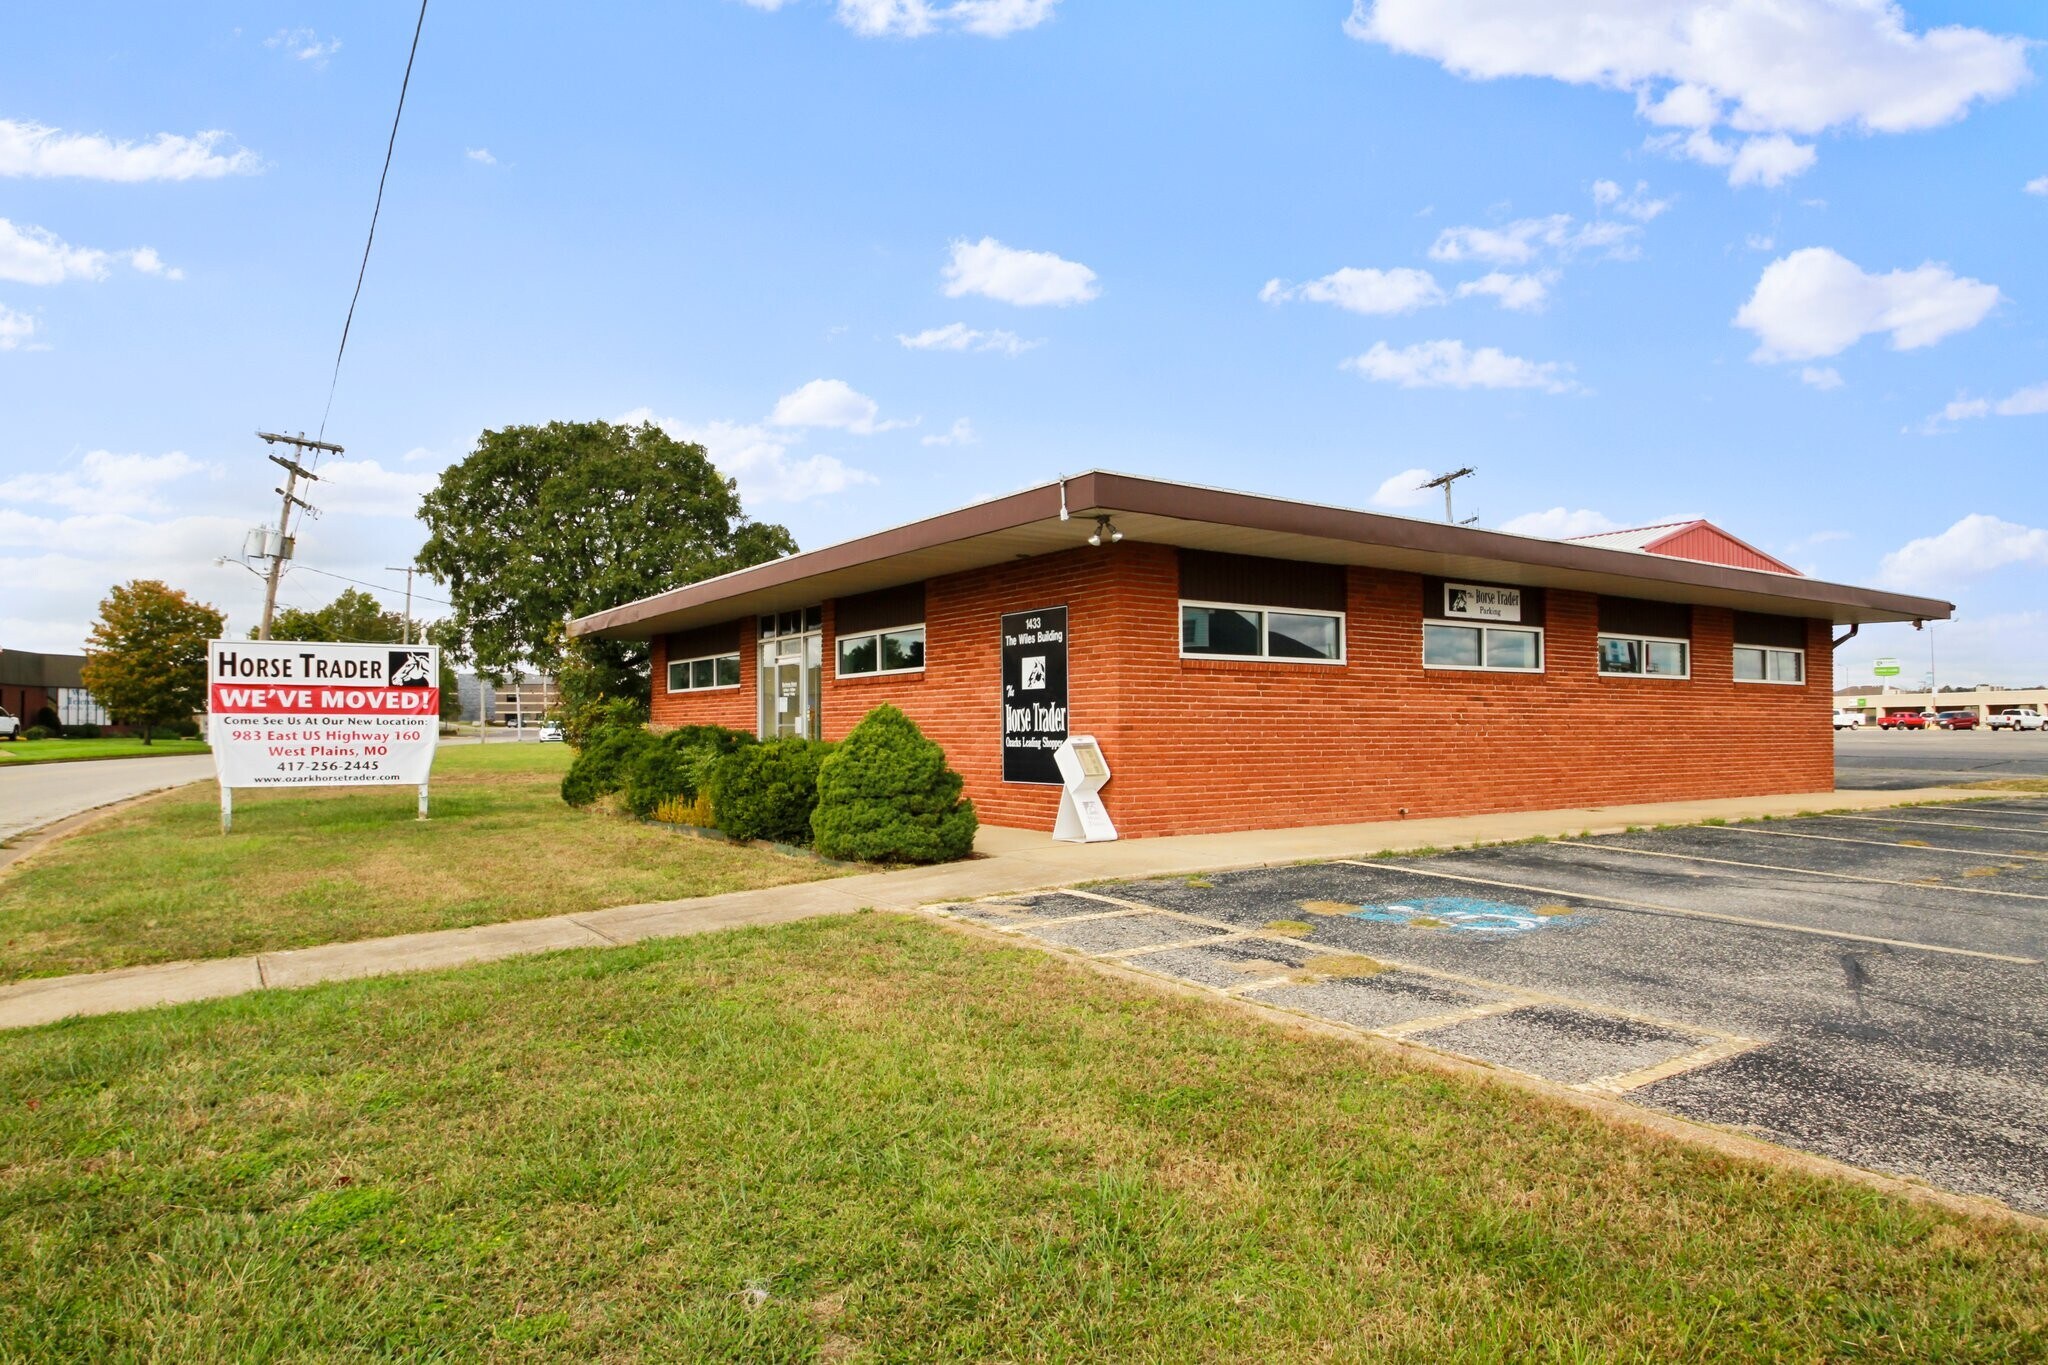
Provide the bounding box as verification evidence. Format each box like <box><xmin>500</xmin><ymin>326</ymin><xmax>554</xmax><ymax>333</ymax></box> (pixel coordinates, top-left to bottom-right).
<box><xmin>1834</xmin><ymin>726</ymin><xmax>2048</xmax><ymax>790</ymax></box>
<box><xmin>0</xmin><ymin>754</ymin><xmax>217</xmax><ymax>843</ymax></box>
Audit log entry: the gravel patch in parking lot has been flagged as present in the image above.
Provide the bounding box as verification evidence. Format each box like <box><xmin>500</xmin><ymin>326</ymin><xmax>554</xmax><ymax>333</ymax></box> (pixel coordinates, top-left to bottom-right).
<box><xmin>1117</xmin><ymin>938</ymin><xmax>1318</xmax><ymax>988</ymax></box>
<box><xmin>1027</xmin><ymin>911</ymin><xmax>1224</xmax><ymax>954</ymax></box>
<box><xmin>1243</xmin><ymin>971</ymin><xmax>1507</xmax><ymax>1030</ymax></box>
<box><xmin>1406</xmin><ymin>1005</ymin><xmax>1710</xmax><ymax>1087</ymax></box>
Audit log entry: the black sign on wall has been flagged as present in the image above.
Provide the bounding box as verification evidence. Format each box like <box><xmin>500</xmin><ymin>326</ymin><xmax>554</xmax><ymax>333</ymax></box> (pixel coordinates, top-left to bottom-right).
<box><xmin>1001</xmin><ymin>605</ymin><xmax>1068</xmax><ymax>784</ymax></box>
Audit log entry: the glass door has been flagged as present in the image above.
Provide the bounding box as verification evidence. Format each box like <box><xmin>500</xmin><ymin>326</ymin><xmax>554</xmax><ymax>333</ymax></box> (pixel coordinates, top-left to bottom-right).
<box><xmin>758</xmin><ymin>607</ymin><xmax>822</xmax><ymax>740</ymax></box>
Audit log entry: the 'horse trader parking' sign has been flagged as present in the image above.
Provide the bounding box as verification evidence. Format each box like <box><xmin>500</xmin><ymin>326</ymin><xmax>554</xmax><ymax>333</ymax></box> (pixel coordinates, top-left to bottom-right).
<box><xmin>208</xmin><ymin>639</ymin><xmax>442</xmax><ymax>829</ymax></box>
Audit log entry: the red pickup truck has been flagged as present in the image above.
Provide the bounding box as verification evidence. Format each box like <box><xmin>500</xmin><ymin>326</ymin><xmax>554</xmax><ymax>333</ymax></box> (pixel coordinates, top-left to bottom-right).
<box><xmin>1879</xmin><ymin>711</ymin><xmax>1931</xmax><ymax>730</ymax></box>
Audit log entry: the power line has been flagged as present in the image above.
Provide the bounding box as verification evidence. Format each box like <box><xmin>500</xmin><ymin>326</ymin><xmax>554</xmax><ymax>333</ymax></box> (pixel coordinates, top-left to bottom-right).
<box><xmin>317</xmin><ymin>0</ymin><xmax>430</xmax><ymax>441</ymax></box>
<box><xmin>289</xmin><ymin>561</ymin><xmax>453</xmax><ymax>607</ymax></box>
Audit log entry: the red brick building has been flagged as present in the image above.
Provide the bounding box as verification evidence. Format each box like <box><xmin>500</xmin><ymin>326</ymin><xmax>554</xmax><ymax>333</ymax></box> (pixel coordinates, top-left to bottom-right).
<box><xmin>570</xmin><ymin>473</ymin><xmax>1950</xmax><ymax>839</ymax></box>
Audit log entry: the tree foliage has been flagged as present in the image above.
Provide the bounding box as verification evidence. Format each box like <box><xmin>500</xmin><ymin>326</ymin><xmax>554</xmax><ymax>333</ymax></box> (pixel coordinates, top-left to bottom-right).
<box><xmin>416</xmin><ymin>421</ymin><xmax>797</xmax><ymax>701</ymax></box>
<box><xmin>268</xmin><ymin>588</ymin><xmax>461</xmax><ymax>720</ymax></box>
<box><xmin>79</xmin><ymin>580</ymin><xmax>225</xmax><ymax>745</ymax></box>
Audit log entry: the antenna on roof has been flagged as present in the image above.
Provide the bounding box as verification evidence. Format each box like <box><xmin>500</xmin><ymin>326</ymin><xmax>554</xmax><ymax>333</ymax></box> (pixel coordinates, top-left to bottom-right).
<box><xmin>1418</xmin><ymin>467</ymin><xmax>1476</xmax><ymax>524</ymax></box>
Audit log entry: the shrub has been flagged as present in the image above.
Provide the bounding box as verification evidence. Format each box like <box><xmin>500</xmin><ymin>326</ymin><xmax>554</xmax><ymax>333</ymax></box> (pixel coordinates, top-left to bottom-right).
<box><xmin>710</xmin><ymin>737</ymin><xmax>833</xmax><ymax>845</ymax></box>
<box><xmin>31</xmin><ymin>706</ymin><xmax>61</xmax><ymax>733</ymax></box>
<box><xmin>811</xmin><ymin>704</ymin><xmax>976</xmax><ymax>864</ymax></box>
<box><xmin>621</xmin><ymin>724</ymin><xmax>754</xmax><ymax>819</ymax></box>
<box><xmin>651</xmin><ymin>792</ymin><xmax>716</xmax><ymax>827</ymax></box>
<box><xmin>561</xmin><ymin>724</ymin><xmax>657</xmax><ymax>808</ymax></box>
<box><xmin>145</xmin><ymin>721</ymin><xmax>199</xmax><ymax>740</ymax></box>
<box><xmin>563</xmin><ymin>695</ymin><xmax>647</xmax><ymax>750</ymax></box>
<box><xmin>23</xmin><ymin>726</ymin><xmax>53</xmax><ymax>741</ymax></box>
<box><xmin>64</xmin><ymin>723</ymin><xmax>103</xmax><ymax>739</ymax></box>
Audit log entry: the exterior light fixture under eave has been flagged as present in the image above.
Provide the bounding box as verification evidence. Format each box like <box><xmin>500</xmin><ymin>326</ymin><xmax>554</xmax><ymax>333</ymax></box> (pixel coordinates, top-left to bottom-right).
<box><xmin>1088</xmin><ymin>515</ymin><xmax>1122</xmax><ymax>548</ymax></box>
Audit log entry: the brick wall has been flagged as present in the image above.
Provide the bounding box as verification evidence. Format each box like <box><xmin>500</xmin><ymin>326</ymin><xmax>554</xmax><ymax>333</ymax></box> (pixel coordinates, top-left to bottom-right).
<box><xmin>648</xmin><ymin>630</ymin><xmax>755</xmax><ymax>732</ymax></box>
<box><xmin>647</xmin><ymin>540</ymin><xmax>1836</xmax><ymax>837</ymax></box>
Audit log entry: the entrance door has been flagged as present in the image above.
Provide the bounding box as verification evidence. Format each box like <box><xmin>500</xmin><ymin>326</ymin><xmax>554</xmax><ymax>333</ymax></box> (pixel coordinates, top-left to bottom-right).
<box><xmin>758</xmin><ymin>608</ymin><xmax>822</xmax><ymax>740</ymax></box>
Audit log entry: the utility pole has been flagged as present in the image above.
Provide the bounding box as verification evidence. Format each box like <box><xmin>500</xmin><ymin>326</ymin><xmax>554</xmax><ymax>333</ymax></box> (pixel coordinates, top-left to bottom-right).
<box><xmin>254</xmin><ymin>431</ymin><xmax>344</xmax><ymax>639</ymax></box>
<box><xmin>384</xmin><ymin>564</ymin><xmax>418</xmax><ymax>643</ymax></box>
<box><xmin>1418</xmin><ymin>467</ymin><xmax>1477</xmax><ymax>524</ymax></box>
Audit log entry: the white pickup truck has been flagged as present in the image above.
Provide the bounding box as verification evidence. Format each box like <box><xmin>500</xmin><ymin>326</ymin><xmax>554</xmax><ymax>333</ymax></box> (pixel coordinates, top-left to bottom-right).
<box><xmin>1988</xmin><ymin>709</ymin><xmax>2045</xmax><ymax>732</ymax></box>
<box><xmin>0</xmin><ymin>706</ymin><xmax>17</xmax><ymax>740</ymax></box>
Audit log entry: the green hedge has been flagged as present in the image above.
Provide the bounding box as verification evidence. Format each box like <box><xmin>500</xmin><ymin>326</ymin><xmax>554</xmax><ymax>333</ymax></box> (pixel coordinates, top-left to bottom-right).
<box><xmin>561</xmin><ymin>724</ymin><xmax>657</xmax><ymax>808</ymax></box>
<box><xmin>811</xmin><ymin>705</ymin><xmax>976</xmax><ymax>864</ymax></box>
<box><xmin>621</xmin><ymin>725</ymin><xmax>755</xmax><ymax>819</ymax></box>
<box><xmin>710</xmin><ymin>737</ymin><xmax>834</xmax><ymax>845</ymax></box>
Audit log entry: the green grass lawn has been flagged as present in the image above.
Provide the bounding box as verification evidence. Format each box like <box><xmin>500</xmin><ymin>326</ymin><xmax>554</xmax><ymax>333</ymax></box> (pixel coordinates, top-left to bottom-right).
<box><xmin>0</xmin><ymin>743</ymin><xmax>839</xmax><ymax>982</ymax></box>
<box><xmin>0</xmin><ymin>736</ymin><xmax>211</xmax><ymax>764</ymax></box>
<box><xmin>2</xmin><ymin>915</ymin><xmax>2040</xmax><ymax>1361</ymax></box>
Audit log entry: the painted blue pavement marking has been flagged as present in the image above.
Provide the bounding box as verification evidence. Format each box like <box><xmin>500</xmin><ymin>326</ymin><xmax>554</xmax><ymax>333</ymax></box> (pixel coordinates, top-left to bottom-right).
<box><xmin>1344</xmin><ymin>896</ymin><xmax>1583</xmax><ymax>935</ymax></box>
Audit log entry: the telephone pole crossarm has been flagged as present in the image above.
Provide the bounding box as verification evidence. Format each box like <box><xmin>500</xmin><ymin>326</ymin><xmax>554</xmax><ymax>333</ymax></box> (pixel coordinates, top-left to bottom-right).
<box><xmin>1418</xmin><ymin>466</ymin><xmax>1477</xmax><ymax>525</ymax></box>
<box><xmin>252</xmin><ymin>431</ymin><xmax>346</xmax><ymax>640</ymax></box>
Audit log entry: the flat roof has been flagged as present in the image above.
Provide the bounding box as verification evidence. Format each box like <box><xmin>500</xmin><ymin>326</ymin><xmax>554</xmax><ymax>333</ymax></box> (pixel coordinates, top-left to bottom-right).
<box><xmin>570</xmin><ymin>471</ymin><xmax>1952</xmax><ymax>640</ymax></box>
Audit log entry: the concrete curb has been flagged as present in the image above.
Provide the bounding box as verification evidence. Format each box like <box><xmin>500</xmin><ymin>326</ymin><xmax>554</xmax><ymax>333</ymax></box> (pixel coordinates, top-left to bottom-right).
<box><xmin>0</xmin><ymin>783</ymin><xmax>1999</xmax><ymax>1031</ymax></box>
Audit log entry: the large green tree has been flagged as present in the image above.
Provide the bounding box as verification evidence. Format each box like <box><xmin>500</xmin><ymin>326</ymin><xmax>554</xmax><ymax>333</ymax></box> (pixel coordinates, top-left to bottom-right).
<box><xmin>266</xmin><ymin>588</ymin><xmax>461</xmax><ymax>720</ymax></box>
<box><xmin>416</xmin><ymin>420</ymin><xmax>796</xmax><ymax>699</ymax></box>
<box><xmin>79</xmin><ymin>580</ymin><xmax>225</xmax><ymax>744</ymax></box>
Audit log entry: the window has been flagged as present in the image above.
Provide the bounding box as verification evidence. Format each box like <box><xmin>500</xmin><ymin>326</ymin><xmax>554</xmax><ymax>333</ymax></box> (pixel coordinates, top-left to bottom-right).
<box><xmin>1423</xmin><ymin>621</ymin><xmax>1544</xmax><ymax>672</ymax></box>
<box><xmin>1180</xmin><ymin>601</ymin><xmax>1344</xmax><ymax>662</ymax></box>
<box><xmin>1734</xmin><ymin>645</ymin><xmax>1804</xmax><ymax>684</ymax></box>
<box><xmin>1598</xmin><ymin>634</ymin><xmax>1691</xmax><ymax>679</ymax></box>
<box><xmin>667</xmin><ymin>652</ymin><xmax>741</xmax><ymax>692</ymax></box>
<box><xmin>836</xmin><ymin>625</ymin><xmax>925</xmax><ymax>677</ymax></box>
<box><xmin>56</xmin><ymin>687</ymin><xmax>109</xmax><ymax>727</ymax></box>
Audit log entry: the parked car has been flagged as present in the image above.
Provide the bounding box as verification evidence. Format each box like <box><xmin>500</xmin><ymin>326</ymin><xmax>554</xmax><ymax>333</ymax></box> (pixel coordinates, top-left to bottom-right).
<box><xmin>0</xmin><ymin>707</ymin><xmax>17</xmax><ymax>741</ymax></box>
<box><xmin>1936</xmin><ymin>710</ymin><xmax>1979</xmax><ymax>730</ymax></box>
<box><xmin>1832</xmin><ymin>709</ymin><xmax>1866</xmax><ymax>730</ymax></box>
<box><xmin>538</xmin><ymin>721</ymin><xmax>566</xmax><ymax>743</ymax></box>
<box><xmin>1878</xmin><ymin>711</ymin><xmax>1930</xmax><ymax>730</ymax></box>
<box><xmin>1989</xmin><ymin>709</ymin><xmax>2046</xmax><ymax>732</ymax></box>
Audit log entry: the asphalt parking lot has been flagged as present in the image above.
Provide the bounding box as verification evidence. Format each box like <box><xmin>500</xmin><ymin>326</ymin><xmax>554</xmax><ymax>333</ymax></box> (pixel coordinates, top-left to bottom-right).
<box><xmin>938</xmin><ymin>794</ymin><xmax>2048</xmax><ymax>1215</ymax></box>
<box><xmin>1836</xmin><ymin>726</ymin><xmax>2048</xmax><ymax>790</ymax></box>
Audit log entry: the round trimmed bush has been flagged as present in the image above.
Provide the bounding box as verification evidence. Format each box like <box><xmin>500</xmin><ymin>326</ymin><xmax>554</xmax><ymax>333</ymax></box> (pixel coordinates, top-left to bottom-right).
<box><xmin>710</xmin><ymin>737</ymin><xmax>832</xmax><ymax>845</ymax></box>
<box><xmin>811</xmin><ymin>705</ymin><xmax>976</xmax><ymax>864</ymax></box>
<box><xmin>561</xmin><ymin>724</ymin><xmax>657</xmax><ymax>808</ymax></box>
<box><xmin>622</xmin><ymin>724</ymin><xmax>754</xmax><ymax>819</ymax></box>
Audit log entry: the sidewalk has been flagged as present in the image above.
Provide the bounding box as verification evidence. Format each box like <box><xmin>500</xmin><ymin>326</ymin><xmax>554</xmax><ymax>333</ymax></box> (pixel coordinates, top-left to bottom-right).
<box><xmin>0</xmin><ymin>784</ymin><xmax>1989</xmax><ymax>1030</ymax></box>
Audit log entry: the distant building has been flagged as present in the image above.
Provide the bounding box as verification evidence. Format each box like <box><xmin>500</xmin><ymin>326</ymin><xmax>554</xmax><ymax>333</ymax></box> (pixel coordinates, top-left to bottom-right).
<box><xmin>0</xmin><ymin>648</ymin><xmax>115</xmax><ymax>729</ymax></box>
<box><xmin>453</xmin><ymin>671</ymin><xmax>560</xmax><ymax>726</ymax></box>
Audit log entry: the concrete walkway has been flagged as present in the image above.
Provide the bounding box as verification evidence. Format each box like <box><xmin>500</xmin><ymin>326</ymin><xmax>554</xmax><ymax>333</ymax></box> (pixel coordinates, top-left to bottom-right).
<box><xmin>0</xmin><ymin>784</ymin><xmax>1991</xmax><ymax>1030</ymax></box>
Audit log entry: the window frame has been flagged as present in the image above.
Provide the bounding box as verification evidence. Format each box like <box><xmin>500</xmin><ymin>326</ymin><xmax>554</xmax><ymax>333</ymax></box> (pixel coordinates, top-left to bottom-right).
<box><xmin>1178</xmin><ymin>598</ymin><xmax>1347</xmax><ymax>665</ymax></box>
<box><xmin>1732</xmin><ymin>644</ymin><xmax>1806</xmax><ymax>686</ymax></box>
<box><xmin>665</xmin><ymin>651</ymin><xmax>742</xmax><ymax>694</ymax></box>
<box><xmin>833</xmin><ymin>622</ymin><xmax>928</xmax><ymax>679</ymax></box>
<box><xmin>1597</xmin><ymin>632</ymin><xmax>1692</xmax><ymax>680</ymax></box>
<box><xmin>1420</xmin><ymin>619</ymin><xmax>1546</xmax><ymax>674</ymax></box>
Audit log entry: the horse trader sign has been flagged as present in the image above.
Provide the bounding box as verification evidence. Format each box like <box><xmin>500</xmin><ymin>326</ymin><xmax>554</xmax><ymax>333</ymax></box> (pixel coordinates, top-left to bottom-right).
<box><xmin>208</xmin><ymin>639</ymin><xmax>442</xmax><ymax>830</ymax></box>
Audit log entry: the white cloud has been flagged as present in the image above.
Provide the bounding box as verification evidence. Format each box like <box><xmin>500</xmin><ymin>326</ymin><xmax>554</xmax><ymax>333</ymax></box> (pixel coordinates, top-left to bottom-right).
<box><xmin>1914</xmin><ymin>380</ymin><xmax>2048</xmax><ymax>433</ymax></box>
<box><xmin>1592</xmin><ymin>178</ymin><xmax>1671</xmax><ymax>221</ymax></box>
<box><xmin>316</xmin><ymin>460</ymin><xmax>439</xmax><ymax>517</ymax></box>
<box><xmin>922</xmin><ymin>418</ymin><xmax>978</xmax><ymax>447</ymax></box>
<box><xmin>1877</xmin><ymin>514</ymin><xmax>2048</xmax><ymax>588</ymax></box>
<box><xmin>1734</xmin><ymin>247</ymin><xmax>2001</xmax><ymax>362</ymax></box>
<box><xmin>767</xmin><ymin>378</ymin><xmax>910</xmax><ymax>434</ymax></box>
<box><xmin>1343</xmin><ymin>339</ymin><xmax>1578</xmax><ymax>393</ymax></box>
<box><xmin>1647</xmin><ymin>128</ymin><xmax>1818</xmax><ymax>187</ymax></box>
<box><xmin>1454</xmin><ymin>271</ymin><xmax>1552</xmax><ymax>312</ymax></box>
<box><xmin>1799</xmin><ymin>365</ymin><xmax>1844</xmax><ymax>390</ymax></box>
<box><xmin>266</xmin><ymin>28</ymin><xmax>341</xmax><ymax>64</ymax></box>
<box><xmin>1367</xmin><ymin>467</ymin><xmax>1437</xmax><ymax>510</ymax></box>
<box><xmin>399</xmin><ymin>447</ymin><xmax>439</xmax><ymax>464</ymax></box>
<box><xmin>0</xmin><ymin>219</ymin><xmax>179</xmax><ymax>287</ymax></box>
<box><xmin>0</xmin><ymin>302</ymin><xmax>33</xmax><ymax>350</ymax></box>
<box><xmin>1429</xmin><ymin>214</ymin><xmax>1637</xmax><ymax>266</ymax></box>
<box><xmin>1260</xmin><ymin>266</ymin><xmax>1445</xmax><ymax>315</ymax></box>
<box><xmin>941</xmin><ymin>236</ymin><xmax>1098</xmax><ymax>307</ymax></box>
<box><xmin>0</xmin><ymin>119</ymin><xmax>261</xmax><ymax>181</ymax></box>
<box><xmin>1498</xmin><ymin>507</ymin><xmax>1621</xmax><ymax>538</ymax></box>
<box><xmin>2027</xmin><ymin>176</ymin><xmax>2048</xmax><ymax>197</ymax></box>
<box><xmin>620</xmin><ymin>407</ymin><xmax>876</xmax><ymax>503</ymax></box>
<box><xmin>465</xmin><ymin>147</ymin><xmax>497</xmax><ymax>166</ymax></box>
<box><xmin>1745</xmin><ymin>232</ymin><xmax>1776</xmax><ymax>252</ymax></box>
<box><xmin>833</xmin><ymin>0</ymin><xmax>1056</xmax><ymax>37</ymax></box>
<box><xmin>1348</xmin><ymin>1</ymin><xmax>2029</xmax><ymax>184</ymax></box>
<box><xmin>897</xmin><ymin>322</ymin><xmax>1040</xmax><ymax>355</ymax></box>
<box><xmin>0</xmin><ymin>449</ymin><xmax>213</xmax><ymax>514</ymax></box>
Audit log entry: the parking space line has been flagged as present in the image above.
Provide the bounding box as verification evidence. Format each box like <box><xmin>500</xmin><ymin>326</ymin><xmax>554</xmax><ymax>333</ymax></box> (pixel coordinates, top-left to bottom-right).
<box><xmin>1816</xmin><ymin>812</ymin><xmax>2048</xmax><ymax>837</ymax></box>
<box><xmin>1551</xmin><ymin>840</ymin><xmax>2048</xmax><ymax>902</ymax></box>
<box><xmin>1104</xmin><ymin>930</ymin><xmax>1267</xmax><ymax>958</ymax></box>
<box><xmin>1334</xmin><ymin>860</ymin><xmax>2040</xmax><ymax>963</ymax></box>
<box><xmin>1372</xmin><ymin>999</ymin><xmax>1526</xmax><ymax>1038</ymax></box>
<box><xmin>1698</xmin><ymin>823</ymin><xmax>2048</xmax><ymax>862</ymax></box>
<box><xmin>1577</xmin><ymin>1035</ymin><xmax>1766</xmax><ymax>1096</ymax></box>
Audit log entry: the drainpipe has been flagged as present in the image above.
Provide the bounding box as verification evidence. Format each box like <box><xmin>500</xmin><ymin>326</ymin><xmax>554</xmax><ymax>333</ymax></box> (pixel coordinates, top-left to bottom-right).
<box><xmin>1831</xmin><ymin>622</ymin><xmax>1859</xmax><ymax>649</ymax></box>
<box><xmin>1058</xmin><ymin>474</ymin><xmax>1070</xmax><ymax>522</ymax></box>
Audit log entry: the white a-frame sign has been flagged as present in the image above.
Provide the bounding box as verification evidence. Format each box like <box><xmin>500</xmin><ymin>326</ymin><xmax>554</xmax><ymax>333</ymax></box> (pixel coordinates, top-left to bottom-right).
<box><xmin>1051</xmin><ymin>735</ymin><xmax>1117</xmax><ymax>843</ymax></box>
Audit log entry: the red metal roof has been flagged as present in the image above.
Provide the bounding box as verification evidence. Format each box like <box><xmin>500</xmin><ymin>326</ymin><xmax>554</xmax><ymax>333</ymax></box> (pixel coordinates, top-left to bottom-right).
<box><xmin>1567</xmin><ymin>519</ymin><xmax>1801</xmax><ymax>575</ymax></box>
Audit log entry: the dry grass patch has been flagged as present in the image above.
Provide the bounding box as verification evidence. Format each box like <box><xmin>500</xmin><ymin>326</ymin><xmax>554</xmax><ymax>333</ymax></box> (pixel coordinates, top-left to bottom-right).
<box><xmin>0</xmin><ymin>743</ymin><xmax>841</xmax><ymax>981</ymax></box>
<box><xmin>1291</xmin><ymin>953</ymin><xmax>1388</xmax><ymax>982</ymax></box>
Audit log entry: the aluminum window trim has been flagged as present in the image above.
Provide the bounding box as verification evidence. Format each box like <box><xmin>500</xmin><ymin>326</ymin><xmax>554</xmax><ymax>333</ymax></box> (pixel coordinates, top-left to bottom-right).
<box><xmin>1420</xmin><ymin>619</ymin><xmax>1547</xmax><ymax>674</ymax></box>
<box><xmin>665</xmin><ymin>651</ymin><xmax>743</xmax><ymax>694</ymax></box>
<box><xmin>1732</xmin><ymin>644</ymin><xmax>1807</xmax><ymax>686</ymax></box>
<box><xmin>1596</xmin><ymin>631</ymin><xmax>1693</xmax><ymax>681</ymax></box>
<box><xmin>833</xmin><ymin>622</ymin><xmax>928</xmax><ymax>679</ymax></box>
<box><xmin>1178</xmin><ymin>598</ymin><xmax>1347</xmax><ymax>665</ymax></box>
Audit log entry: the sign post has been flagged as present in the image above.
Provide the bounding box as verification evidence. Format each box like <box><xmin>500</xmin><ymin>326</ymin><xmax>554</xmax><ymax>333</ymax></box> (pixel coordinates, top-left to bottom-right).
<box><xmin>1051</xmin><ymin>735</ymin><xmax>1116</xmax><ymax>843</ymax></box>
<box><xmin>207</xmin><ymin>640</ymin><xmax>442</xmax><ymax>832</ymax></box>
<box><xmin>1001</xmin><ymin>606</ymin><xmax>1068</xmax><ymax>785</ymax></box>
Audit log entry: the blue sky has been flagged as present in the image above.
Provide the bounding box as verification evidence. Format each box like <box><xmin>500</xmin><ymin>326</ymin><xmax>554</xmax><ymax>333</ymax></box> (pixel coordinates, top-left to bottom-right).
<box><xmin>2</xmin><ymin>1</ymin><xmax>2044</xmax><ymax>686</ymax></box>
